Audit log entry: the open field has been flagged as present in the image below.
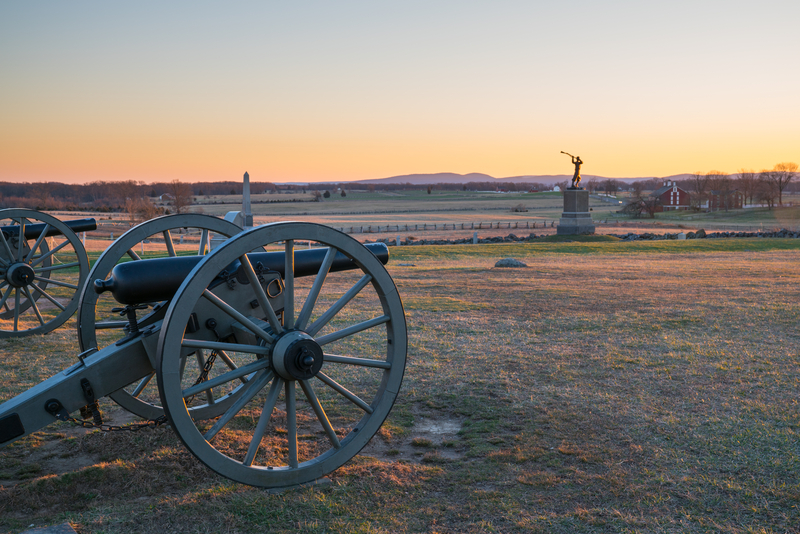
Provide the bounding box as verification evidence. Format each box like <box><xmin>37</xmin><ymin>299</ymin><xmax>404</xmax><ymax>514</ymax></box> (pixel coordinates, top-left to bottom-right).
<box><xmin>2</xmin><ymin>238</ymin><xmax>800</xmax><ymax>533</ymax></box>
<box><xmin>48</xmin><ymin>192</ymin><xmax>800</xmax><ymax>252</ymax></box>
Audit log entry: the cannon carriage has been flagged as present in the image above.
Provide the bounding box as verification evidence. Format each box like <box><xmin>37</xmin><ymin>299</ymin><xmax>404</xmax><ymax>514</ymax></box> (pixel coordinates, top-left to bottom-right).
<box><xmin>0</xmin><ymin>219</ymin><xmax>406</xmax><ymax>489</ymax></box>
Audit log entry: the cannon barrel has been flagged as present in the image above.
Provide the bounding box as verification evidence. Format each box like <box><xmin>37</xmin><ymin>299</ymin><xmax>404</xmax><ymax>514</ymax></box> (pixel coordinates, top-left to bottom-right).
<box><xmin>94</xmin><ymin>242</ymin><xmax>389</xmax><ymax>305</ymax></box>
<box><xmin>0</xmin><ymin>218</ymin><xmax>97</xmax><ymax>239</ymax></box>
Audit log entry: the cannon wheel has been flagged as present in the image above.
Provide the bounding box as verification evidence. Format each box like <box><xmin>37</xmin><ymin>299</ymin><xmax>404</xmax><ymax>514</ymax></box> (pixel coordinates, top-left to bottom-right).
<box><xmin>156</xmin><ymin>222</ymin><xmax>406</xmax><ymax>488</ymax></box>
<box><xmin>77</xmin><ymin>214</ymin><xmax>243</xmax><ymax>420</ymax></box>
<box><xmin>0</xmin><ymin>209</ymin><xmax>89</xmax><ymax>338</ymax></box>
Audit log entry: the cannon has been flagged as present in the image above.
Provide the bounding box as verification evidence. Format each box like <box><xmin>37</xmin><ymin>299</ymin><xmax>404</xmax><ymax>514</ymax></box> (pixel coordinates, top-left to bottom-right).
<box><xmin>0</xmin><ymin>209</ymin><xmax>96</xmax><ymax>337</ymax></box>
<box><xmin>0</xmin><ymin>221</ymin><xmax>406</xmax><ymax>489</ymax></box>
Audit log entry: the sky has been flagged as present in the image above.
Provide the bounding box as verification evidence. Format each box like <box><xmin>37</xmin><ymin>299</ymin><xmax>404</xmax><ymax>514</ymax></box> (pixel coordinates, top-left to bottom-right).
<box><xmin>1</xmin><ymin>1</ymin><xmax>798</xmax><ymax>184</ymax></box>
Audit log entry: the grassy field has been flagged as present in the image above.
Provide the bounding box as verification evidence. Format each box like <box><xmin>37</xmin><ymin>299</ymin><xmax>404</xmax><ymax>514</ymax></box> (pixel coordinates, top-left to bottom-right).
<box><xmin>1</xmin><ymin>238</ymin><xmax>799</xmax><ymax>532</ymax></box>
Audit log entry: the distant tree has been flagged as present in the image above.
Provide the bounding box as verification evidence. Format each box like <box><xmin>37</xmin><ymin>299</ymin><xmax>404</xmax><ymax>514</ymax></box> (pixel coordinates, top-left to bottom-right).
<box><xmin>585</xmin><ymin>178</ymin><xmax>599</xmax><ymax>193</ymax></box>
<box><xmin>602</xmin><ymin>179</ymin><xmax>619</xmax><ymax>196</ymax></box>
<box><xmin>427</xmin><ymin>185</ymin><xmax>432</xmax><ymax>194</ymax></box>
<box><xmin>367</xmin><ymin>184</ymin><xmax>375</xmax><ymax>193</ymax></box>
<box><xmin>630</xmin><ymin>181</ymin><xmax>646</xmax><ymax>200</ymax></box>
<box><xmin>736</xmin><ymin>169</ymin><xmax>758</xmax><ymax>205</ymax></box>
<box><xmin>323</xmin><ymin>190</ymin><xmax>331</xmax><ymax>198</ymax></box>
<box><xmin>690</xmin><ymin>172</ymin><xmax>711</xmax><ymax>211</ymax></box>
<box><xmin>125</xmin><ymin>197</ymin><xmax>162</xmax><ymax>224</ymax></box>
<box><xmin>706</xmin><ymin>171</ymin><xmax>733</xmax><ymax>211</ymax></box>
<box><xmin>764</xmin><ymin>162</ymin><xmax>798</xmax><ymax>206</ymax></box>
<box><xmin>341</xmin><ymin>190</ymin><xmax>347</xmax><ymax>197</ymax></box>
<box><xmin>169</xmin><ymin>180</ymin><xmax>193</xmax><ymax>214</ymax></box>
<box><xmin>313</xmin><ymin>191</ymin><xmax>323</xmax><ymax>202</ymax></box>
<box><xmin>755</xmin><ymin>174</ymin><xmax>778</xmax><ymax>209</ymax></box>
<box><xmin>623</xmin><ymin>196</ymin><xmax>661</xmax><ymax>219</ymax></box>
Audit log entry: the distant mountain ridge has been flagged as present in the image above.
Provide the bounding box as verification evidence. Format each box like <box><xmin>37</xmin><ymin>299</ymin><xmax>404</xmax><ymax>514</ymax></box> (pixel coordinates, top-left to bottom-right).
<box><xmin>351</xmin><ymin>172</ymin><xmax>693</xmax><ymax>186</ymax></box>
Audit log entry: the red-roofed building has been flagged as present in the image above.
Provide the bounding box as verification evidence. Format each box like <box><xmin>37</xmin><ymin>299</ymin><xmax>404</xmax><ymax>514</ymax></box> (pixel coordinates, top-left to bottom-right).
<box><xmin>652</xmin><ymin>180</ymin><xmax>690</xmax><ymax>211</ymax></box>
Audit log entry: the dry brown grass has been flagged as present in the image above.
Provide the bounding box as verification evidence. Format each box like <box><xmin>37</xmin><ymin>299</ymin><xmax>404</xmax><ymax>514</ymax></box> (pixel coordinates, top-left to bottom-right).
<box><xmin>1</xmin><ymin>239</ymin><xmax>800</xmax><ymax>532</ymax></box>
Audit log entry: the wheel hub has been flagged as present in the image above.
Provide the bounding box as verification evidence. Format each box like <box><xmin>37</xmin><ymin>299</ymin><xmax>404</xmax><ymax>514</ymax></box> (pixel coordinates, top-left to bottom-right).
<box><xmin>271</xmin><ymin>331</ymin><xmax>324</xmax><ymax>381</ymax></box>
<box><xmin>6</xmin><ymin>263</ymin><xmax>35</xmax><ymax>288</ymax></box>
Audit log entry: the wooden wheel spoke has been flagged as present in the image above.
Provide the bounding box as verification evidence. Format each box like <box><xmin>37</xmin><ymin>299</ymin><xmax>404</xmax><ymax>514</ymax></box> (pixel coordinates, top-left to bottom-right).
<box><xmin>29</xmin><ymin>282</ymin><xmax>66</xmax><ymax>311</ymax></box>
<box><xmin>163</xmin><ymin>230</ymin><xmax>177</xmax><ymax>257</ymax></box>
<box><xmin>323</xmin><ymin>353</ymin><xmax>391</xmax><ymax>369</ymax></box>
<box><xmin>24</xmin><ymin>223</ymin><xmax>50</xmax><ymax>263</ymax></box>
<box><xmin>0</xmin><ymin>285</ymin><xmax>14</xmax><ymax>312</ymax></box>
<box><xmin>300</xmin><ymin>379</ymin><xmax>341</xmax><ymax>449</ymax></box>
<box><xmin>22</xmin><ymin>287</ymin><xmax>45</xmax><ymax>326</ymax></box>
<box><xmin>243</xmin><ymin>377</ymin><xmax>283</xmax><ymax>466</ymax></box>
<box><xmin>203</xmin><ymin>370</ymin><xmax>273</xmax><ymax>441</ymax></box>
<box><xmin>31</xmin><ymin>238</ymin><xmax>69</xmax><ymax>267</ymax></box>
<box><xmin>216</xmin><ymin>350</ymin><xmax>250</xmax><ymax>383</ymax></box>
<box><xmin>198</xmin><ymin>229</ymin><xmax>210</xmax><ymax>255</ymax></box>
<box><xmin>181</xmin><ymin>357</ymin><xmax>270</xmax><ymax>398</ymax></box>
<box><xmin>284</xmin><ymin>240</ymin><xmax>295</xmax><ymax>329</ymax></box>
<box><xmin>35</xmin><ymin>261</ymin><xmax>82</xmax><ymax>273</ymax></box>
<box><xmin>286</xmin><ymin>380</ymin><xmax>298</xmax><ymax>468</ymax></box>
<box><xmin>316</xmin><ymin>371</ymin><xmax>374</xmax><ymax>414</ymax></box>
<box><xmin>0</xmin><ymin>229</ymin><xmax>16</xmax><ymax>263</ymax></box>
<box><xmin>296</xmin><ymin>247</ymin><xmax>336</xmax><ymax>331</ymax></box>
<box><xmin>131</xmin><ymin>372</ymin><xmax>156</xmax><ymax>397</ymax></box>
<box><xmin>316</xmin><ymin>315</ymin><xmax>390</xmax><ymax>346</ymax></box>
<box><xmin>33</xmin><ymin>276</ymin><xmax>77</xmax><ymax>290</ymax></box>
<box><xmin>201</xmin><ymin>289</ymin><xmax>275</xmax><ymax>343</ymax></box>
<box><xmin>238</xmin><ymin>254</ymin><xmax>283</xmax><ymax>335</ymax></box>
<box><xmin>307</xmin><ymin>274</ymin><xmax>372</xmax><ymax>336</ymax></box>
<box><xmin>13</xmin><ymin>288</ymin><xmax>20</xmax><ymax>331</ymax></box>
<box><xmin>16</xmin><ymin>219</ymin><xmax>25</xmax><ymax>262</ymax></box>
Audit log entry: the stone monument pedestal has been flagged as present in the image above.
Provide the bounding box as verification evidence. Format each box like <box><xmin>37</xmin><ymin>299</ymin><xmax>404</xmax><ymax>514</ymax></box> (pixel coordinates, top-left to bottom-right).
<box><xmin>557</xmin><ymin>188</ymin><xmax>595</xmax><ymax>235</ymax></box>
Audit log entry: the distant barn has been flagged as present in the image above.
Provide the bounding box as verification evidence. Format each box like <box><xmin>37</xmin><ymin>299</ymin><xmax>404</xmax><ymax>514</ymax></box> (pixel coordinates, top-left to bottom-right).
<box><xmin>653</xmin><ymin>181</ymin><xmax>690</xmax><ymax>211</ymax></box>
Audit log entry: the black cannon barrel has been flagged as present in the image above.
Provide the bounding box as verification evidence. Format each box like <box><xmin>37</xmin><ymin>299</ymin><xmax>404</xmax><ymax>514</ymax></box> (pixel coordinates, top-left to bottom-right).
<box><xmin>94</xmin><ymin>242</ymin><xmax>389</xmax><ymax>305</ymax></box>
<box><xmin>0</xmin><ymin>218</ymin><xmax>97</xmax><ymax>239</ymax></box>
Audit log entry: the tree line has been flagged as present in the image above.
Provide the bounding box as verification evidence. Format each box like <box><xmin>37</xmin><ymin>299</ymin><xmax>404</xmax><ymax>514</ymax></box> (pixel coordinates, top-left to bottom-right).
<box><xmin>1</xmin><ymin>163</ymin><xmax>795</xmax><ymax>216</ymax></box>
<box><xmin>619</xmin><ymin>163</ymin><xmax>798</xmax><ymax>218</ymax></box>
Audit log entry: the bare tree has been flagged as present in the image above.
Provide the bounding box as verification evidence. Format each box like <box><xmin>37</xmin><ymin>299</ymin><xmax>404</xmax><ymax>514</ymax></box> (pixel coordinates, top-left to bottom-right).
<box><xmin>690</xmin><ymin>172</ymin><xmax>710</xmax><ymax>211</ymax></box>
<box><xmin>168</xmin><ymin>180</ymin><xmax>193</xmax><ymax>214</ymax></box>
<box><xmin>736</xmin><ymin>169</ymin><xmax>758</xmax><ymax>205</ymax></box>
<box><xmin>585</xmin><ymin>178</ymin><xmax>599</xmax><ymax>193</ymax></box>
<box><xmin>756</xmin><ymin>173</ymin><xmax>777</xmax><ymax>209</ymax></box>
<box><xmin>630</xmin><ymin>181</ymin><xmax>646</xmax><ymax>200</ymax></box>
<box><xmin>125</xmin><ymin>197</ymin><xmax>162</xmax><ymax>224</ymax></box>
<box><xmin>622</xmin><ymin>196</ymin><xmax>661</xmax><ymax>218</ymax></box>
<box><xmin>602</xmin><ymin>179</ymin><xmax>619</xmax><ymax>196</ymax></box>
<box><xmin>764</xmin><ymin>162</ymin><xmax>798</xmax><ymax>206</ymax></box>
<box><xmin>706</xmin><ymin>171</ymin><xmax>732</xmax><ymax>211</ymax></box>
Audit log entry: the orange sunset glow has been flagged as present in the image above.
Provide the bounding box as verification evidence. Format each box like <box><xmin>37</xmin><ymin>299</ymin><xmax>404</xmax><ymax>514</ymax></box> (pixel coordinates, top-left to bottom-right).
<box><xmin>1</xmin><ymin>2</ymin><xmax>798</xmax><ymax>184</ymax></box>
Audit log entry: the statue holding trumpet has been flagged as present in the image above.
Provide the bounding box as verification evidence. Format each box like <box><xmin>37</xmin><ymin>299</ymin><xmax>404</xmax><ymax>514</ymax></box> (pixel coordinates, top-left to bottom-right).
<box><xmin>561</xmin><ymin>151</ymin><xmax>583</xmax><ymax>189</ymax></box>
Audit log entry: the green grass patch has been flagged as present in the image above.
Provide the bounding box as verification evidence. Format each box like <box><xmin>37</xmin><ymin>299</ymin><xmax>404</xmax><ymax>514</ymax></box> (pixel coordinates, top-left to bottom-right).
<box><xmin>392</xmin><ymin>237</ymin><xmax>800</xmax><ymax>262</ymax></box>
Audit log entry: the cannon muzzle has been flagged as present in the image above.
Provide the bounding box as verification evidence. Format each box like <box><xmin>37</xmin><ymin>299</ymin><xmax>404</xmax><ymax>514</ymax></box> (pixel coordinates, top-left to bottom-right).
<box><xmin>94</xmin><ymin>242</ymin><xmax>389</xmax><ymax>305</ymax></box>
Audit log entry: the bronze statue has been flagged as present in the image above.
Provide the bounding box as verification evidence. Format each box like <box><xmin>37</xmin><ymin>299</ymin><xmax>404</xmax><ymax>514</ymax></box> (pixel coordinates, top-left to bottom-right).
<box><xmin>561</xmin><ymin>151</ymin><xmax>583</xmax><ymax>189</ymax></box>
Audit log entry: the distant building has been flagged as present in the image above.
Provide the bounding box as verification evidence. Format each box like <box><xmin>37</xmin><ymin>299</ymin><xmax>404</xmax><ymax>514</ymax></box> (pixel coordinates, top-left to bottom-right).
<box><xmin>652</xmin><ymin>181</ymin><xmax>690</xmax><ymax>211</ymax></box>
<box><xmin>553</xmin><ymin>185</ymin><xmax>561</xmax><ymax>192</ymax></box>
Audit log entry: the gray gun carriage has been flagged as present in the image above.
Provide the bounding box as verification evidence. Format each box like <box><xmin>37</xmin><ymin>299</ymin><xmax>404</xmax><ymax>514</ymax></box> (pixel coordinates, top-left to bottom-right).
<box><xmin>0</xmin><ymin>216</ymin><xmax>407</xmax><ymax>489</ymax></box>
